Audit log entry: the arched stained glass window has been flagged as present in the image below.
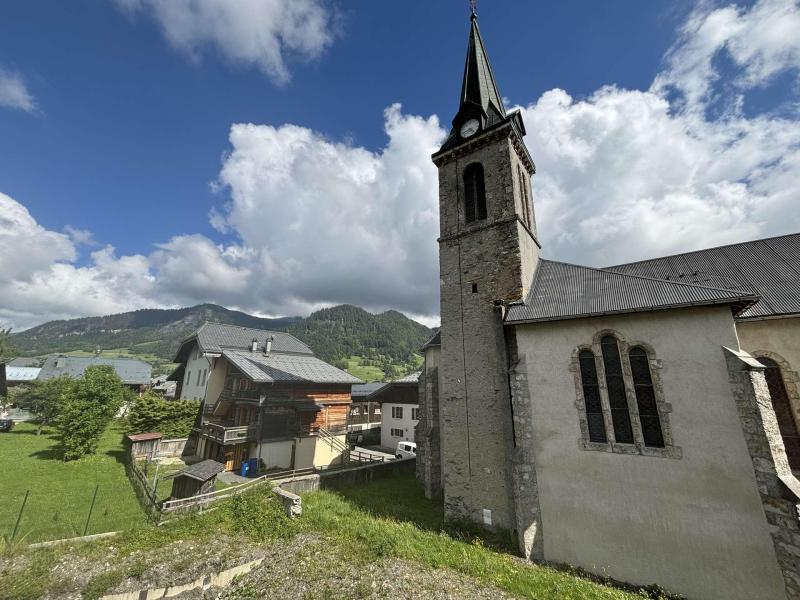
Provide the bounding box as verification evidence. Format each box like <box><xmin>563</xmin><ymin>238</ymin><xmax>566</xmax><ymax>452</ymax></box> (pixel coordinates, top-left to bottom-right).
<box><xmin>629</xmin><ymin>347</ymin><xmax>664</xmax><ymax>448</ymax></box>
<box><xmin>761</xmin><ymin>357</ymin><xmax>800</xmax><ymax>471</ymax></box>
<box><xmin>579</xmin><ymin>349</ymin><xmax>607</xmax><ymax>443</ymax></box>
<box><xmin>601</xmin><ymin>335</ymin><xmax>634</xmax><ymax>444</ymax></box>
<box><xmin>463</xmin><ymin>163</ymin><xmax>487</xmax><ymax>223</ymax></box>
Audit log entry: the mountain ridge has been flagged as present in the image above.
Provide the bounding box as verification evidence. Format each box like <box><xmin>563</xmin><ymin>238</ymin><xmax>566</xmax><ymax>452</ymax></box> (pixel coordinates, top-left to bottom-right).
<box><xmin>10</xmin><ymin>304</ymin><xmax>434</xmax><ymax>379</ymax></box>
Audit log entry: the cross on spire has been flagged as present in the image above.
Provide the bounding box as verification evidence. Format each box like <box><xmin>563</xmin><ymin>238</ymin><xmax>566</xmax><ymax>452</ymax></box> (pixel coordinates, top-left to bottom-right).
<box><xmin>470</xmin><ymin>0</ymin><xmax>477</xmax><ymax>18</ymax></box>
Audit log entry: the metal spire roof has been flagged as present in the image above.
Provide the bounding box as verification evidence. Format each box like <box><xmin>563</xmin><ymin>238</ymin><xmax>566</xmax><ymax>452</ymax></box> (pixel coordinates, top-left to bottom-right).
<box><xmin>458</xmin><ymin>12</ymin><xmax>506</xmax><ymax>124</ymax></box>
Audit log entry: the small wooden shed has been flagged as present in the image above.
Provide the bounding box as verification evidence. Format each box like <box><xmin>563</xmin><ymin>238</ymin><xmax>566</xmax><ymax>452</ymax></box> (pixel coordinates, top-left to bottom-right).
<box><xmin>127</xmin><ymin>432</ymin><xmax>162</xmax><ymax>461</ymax></box>
<box><xmin>170</xmin><ymin>459</ymin><xmax>225</xmax><ymax>500</ymax></box>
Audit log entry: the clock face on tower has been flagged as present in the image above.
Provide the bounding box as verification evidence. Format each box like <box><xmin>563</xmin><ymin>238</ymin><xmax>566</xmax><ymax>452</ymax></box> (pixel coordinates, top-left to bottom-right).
<box><xmin>460</xmin><ymin>118</ymin><xmax>480</xmax><ymax>138</ymax></box>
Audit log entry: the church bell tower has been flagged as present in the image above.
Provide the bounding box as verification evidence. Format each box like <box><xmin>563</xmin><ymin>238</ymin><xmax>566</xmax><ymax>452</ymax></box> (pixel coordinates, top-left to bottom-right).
<box><xmin>431</xmin><ymin>7</ymin><xmax>540</xmax><ymax>530</ymax></box>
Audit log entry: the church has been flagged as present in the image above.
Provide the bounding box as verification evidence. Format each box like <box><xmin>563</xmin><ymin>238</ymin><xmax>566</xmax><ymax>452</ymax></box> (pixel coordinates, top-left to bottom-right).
<box><xmin>416</xmin><ymin>9</ymin><xmax>800</xmax><ymax>600</ymax></box>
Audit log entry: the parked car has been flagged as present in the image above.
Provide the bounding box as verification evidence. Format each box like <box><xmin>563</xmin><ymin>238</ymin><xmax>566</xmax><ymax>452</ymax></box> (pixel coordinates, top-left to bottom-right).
<box><xmin>395</xmin><ymin>441</ymin><xmax>416</xmax><ymax>459</ymax></box>
<box><xmin>0</xmin><ymin>419</ymin><xmax>14</xmax><ymax>432</ymax></box>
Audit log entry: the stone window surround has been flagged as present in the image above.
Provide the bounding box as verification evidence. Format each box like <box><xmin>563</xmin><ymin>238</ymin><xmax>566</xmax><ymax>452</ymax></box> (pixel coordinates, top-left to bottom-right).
<box><xmin>751</xmin><ymin>350</ymin><xmax>800</xmax><ymax>436</ymax></box>
<box><xmin>569</xmin><ymin>329</ymin><xmax>682</xmax><ymax>459</ymax></box>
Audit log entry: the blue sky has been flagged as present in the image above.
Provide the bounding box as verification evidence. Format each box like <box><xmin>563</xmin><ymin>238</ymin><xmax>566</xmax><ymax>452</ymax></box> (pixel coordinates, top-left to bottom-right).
<box><xmin>1</xmin><ymin>0</ymin><xmax>799</xmax><ymax>329</ymax></box>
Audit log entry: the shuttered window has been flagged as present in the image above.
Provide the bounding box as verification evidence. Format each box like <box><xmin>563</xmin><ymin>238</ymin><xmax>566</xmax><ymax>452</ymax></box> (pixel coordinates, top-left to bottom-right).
<box><xmin>579</xmin><ymin>349</ymin><xmax>607</xmax><ymax>442</ymax></box>
<box><xmin>601</xmin><ymin>335</ymin><xmax>634</xmax><ymax>444</ymax></box>
<box><xmin>761</xmin><ymin>357</ymin><xmax>800</xmax><ymax>471</ymax></box>
<box><xmin>463</xmin><ymin>163</ymin><xmax>487</xmax><ymax>223</ymax></box>
<box><xmin>629</xmin><ymin>347</ymin><xmax>664</xmax><ymax>448</ymax></box>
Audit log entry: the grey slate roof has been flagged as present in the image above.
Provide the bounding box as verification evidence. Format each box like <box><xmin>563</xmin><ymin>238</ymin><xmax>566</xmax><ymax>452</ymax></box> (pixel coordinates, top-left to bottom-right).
<box><xmin>175</xmin><ymin>322</ymin><xmax>313</xmax><ymax>362</ymax></box>
<box><xmin>37</xmin><ymin>355</ymin><xmax>152</xmax><ymax>385</ymax></box>
<box><xmin>505</xmin><ymin>259</ymin><xmax>757</xmax><ymax>325</ymax></box>
<box><xmin>9</xmin><ymin>357</ymin><xmax>41</xmax><ymax>367</ymax></box>
<box><xmin>606</xmin><ymin>233</ymin><xmax>800</xmax><ymax>320</ymax></box>
<box><xmin>180</xmin><ymin>459</ymin><xmax>225</xmax><ymax>482</ymax></box>
<box><xmin>223</xmin><ymin>350</ymin><xmax>362</xmax><ymax>385</ymax></box>
<box><xmin>394</xmin><ymin>371</ymin><xmax>422</xmax><ymax>384</ymax></box>
<box><xmin>421</xmin><ymin>331</ymin><xmax>440</xmax><ymax>350</ymax></box>
<box><xmin>352</xmin><ymin>382</ymin><xmax>387</xmax><ymax>398</ymax></box>
<box><xmin>7</xmin><ymin>366</ymin><xmax>41</xmax><ymax>382</ymax></box>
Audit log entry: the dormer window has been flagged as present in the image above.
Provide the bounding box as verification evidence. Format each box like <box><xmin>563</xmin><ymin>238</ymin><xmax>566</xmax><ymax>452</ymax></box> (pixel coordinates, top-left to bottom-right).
<box><xmin>464</xmin><ymin>162</ymin><xmax>487</xmax><ymax>223</ymax></box>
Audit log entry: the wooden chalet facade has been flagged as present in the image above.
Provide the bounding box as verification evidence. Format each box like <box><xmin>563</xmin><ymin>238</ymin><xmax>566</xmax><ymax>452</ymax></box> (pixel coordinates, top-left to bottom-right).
<box><xmin>173</xmin><ymin>323</ymin><xmax>361</xmax><ymax>472</ymax></box>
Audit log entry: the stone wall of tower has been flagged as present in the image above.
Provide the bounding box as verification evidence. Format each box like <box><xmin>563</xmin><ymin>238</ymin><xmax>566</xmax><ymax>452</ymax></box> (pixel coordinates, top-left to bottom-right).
<box><xmin>416</xmin><ymin>344</ymin><xmax>442</xmax><ymax>499</ymax></box>
<box><xmin>435</xmin><ymin>129</ymin><xmax>539</xmax><ymax>530</ymax></box>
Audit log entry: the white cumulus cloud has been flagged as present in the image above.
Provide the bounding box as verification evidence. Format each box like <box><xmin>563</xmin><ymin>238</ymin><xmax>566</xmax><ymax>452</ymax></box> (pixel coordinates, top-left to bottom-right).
<box><xmin>3</xmin><ymin>0</ymin><xmax>800</xmax><ymax>330</ymax></box>
<box><xmin>653</xmin><ymin>0</ymin><xmax>800</xmax><ymax>110</ymax></box>
<box><xmin>0</xmin><ymin>68</ymin><xmax>38</xmax><ymax>114</ymax></box>
<box><xmin>115</xmin><ymin>0</ymin><xmax>336</xmax><ymax>84</ymax></box>
<box><xmin>517</xmin><ymin>85</ymin><xmax>800</xmax><ymax>266</ymax></box>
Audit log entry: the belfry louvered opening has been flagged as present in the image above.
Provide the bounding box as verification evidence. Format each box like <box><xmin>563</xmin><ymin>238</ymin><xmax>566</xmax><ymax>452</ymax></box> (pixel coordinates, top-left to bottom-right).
<box><xmin>463</xmin><ymin>162</ymin><xmax>487</xmax><ymax>223</ymax></box>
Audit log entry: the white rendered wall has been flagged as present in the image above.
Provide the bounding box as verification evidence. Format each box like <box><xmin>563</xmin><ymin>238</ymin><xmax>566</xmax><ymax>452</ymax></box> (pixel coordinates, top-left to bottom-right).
<box><xmin>381</xmin><ymin>402</ymin><xmax>419</xmax><ymax>450</ymax></box>
<box><xmin>515</xmin><ymin>305</ymin><xmax>786</xmax><ymax>600</ymax></box>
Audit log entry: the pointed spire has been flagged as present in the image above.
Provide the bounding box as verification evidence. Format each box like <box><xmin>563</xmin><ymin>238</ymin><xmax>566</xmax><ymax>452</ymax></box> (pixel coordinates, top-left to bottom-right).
<box><xmin>457</xmin><ymin>11</ymin><xmax>506</xmax><ymax>124</ymax></box>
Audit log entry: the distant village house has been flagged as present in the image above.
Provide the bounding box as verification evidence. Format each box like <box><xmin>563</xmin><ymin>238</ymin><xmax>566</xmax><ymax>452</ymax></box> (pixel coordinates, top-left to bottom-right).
<box><xmin>373</xmin><ymin>372</ymin><xmax>420</xmax><ymax>451</ymax></box>
<box><xmin>37</xmin><ymin>355</ymin><xmax>152</xmax><ymax>392</ymax></box>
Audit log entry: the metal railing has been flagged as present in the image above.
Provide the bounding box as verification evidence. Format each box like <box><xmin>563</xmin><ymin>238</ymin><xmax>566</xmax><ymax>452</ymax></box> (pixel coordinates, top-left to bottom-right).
<box><xmin>318</xmin><ymin>426</ymin><xmax>349</xmax><ymax>454</ymax></box>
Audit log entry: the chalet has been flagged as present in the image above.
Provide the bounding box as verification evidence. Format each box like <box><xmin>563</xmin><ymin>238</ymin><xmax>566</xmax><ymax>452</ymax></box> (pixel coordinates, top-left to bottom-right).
<box><xmin>37</xmin><ymin>355</ymin><xmax>151</xmax><ymax>392</ymax></box>
<box><xmin>373</xmin><ymin>372</ymin><xmax>420</xmax><ymax>450</ymax></box>
<box><xmin>172</xmin><ymin>322</ymin><xmax>362</xmax><ymax>472</ymax></box>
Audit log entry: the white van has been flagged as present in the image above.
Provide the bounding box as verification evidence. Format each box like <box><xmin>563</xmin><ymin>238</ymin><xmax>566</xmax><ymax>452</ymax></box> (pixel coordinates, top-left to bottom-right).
<box><xmin>395</xmin><ymin>441</ymin><xmax>417</xmax><ymax>459</ymax></box>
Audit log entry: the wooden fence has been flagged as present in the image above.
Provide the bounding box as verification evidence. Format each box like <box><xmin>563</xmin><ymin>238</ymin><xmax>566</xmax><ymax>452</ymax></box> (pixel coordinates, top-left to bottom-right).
<box><xmin>126</xmin><ymin>447</ymin><xmax>392</xmax><ymax>521</ymax></box>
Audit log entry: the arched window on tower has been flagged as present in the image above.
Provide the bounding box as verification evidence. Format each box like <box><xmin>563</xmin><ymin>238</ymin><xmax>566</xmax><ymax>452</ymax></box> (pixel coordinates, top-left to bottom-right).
<box><xmin>463</xmin><ymin>162</ymin><xmax>487</xmax><ymax>223</ymax></box>
<box><xmin>578</xmin><ymin>349</ymin><xmax>607</xmax><ymax>443</ymax></box>
<box><xmin>760</xmin><ymin>357</ymin><xmax>800</xmax><ymax>470</ymax></box>
<box><xmin>601</xmin><ymin>335</ymin><xmax>634</xmax><ymax>444</ymax></box>
<box><xmin>629</xmin><ymin>347</ymin><xmax>664</xmax><ymax>448</ymax></box>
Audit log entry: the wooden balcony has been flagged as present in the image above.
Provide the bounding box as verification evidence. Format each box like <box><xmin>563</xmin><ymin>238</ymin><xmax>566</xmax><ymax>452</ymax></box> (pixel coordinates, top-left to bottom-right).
<box><xmin>201</xmin><ymin>419</ymin><xmax>258</xmax><ymax>445</ymax></box>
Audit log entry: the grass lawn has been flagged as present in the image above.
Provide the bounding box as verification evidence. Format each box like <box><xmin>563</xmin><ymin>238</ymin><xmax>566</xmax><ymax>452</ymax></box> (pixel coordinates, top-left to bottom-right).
<box><xmin>344</xmin><ymin>355</ymin><xmax>386</xmax><ymax>382</ymax></box>
<box><xmin>0</xmin><ymin>421</ymin><xmax>147</xmax><ymax>543</ymax></box>
<box><xmin>303</xmin><ymin>475</ymin><xmax>662</xmax><ymax>600</ymax></box>
<box><xmin>0</xmin><ymin>472</ymin><xmax>671</xmax><ymax>600</ymax></box>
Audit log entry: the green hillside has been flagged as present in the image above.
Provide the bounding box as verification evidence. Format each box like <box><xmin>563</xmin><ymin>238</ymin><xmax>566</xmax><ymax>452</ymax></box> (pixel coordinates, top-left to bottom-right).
<box><xmin>10</xmin><ymin>303</ymin><xmax>433</xmax><ymax>380</ymax></box>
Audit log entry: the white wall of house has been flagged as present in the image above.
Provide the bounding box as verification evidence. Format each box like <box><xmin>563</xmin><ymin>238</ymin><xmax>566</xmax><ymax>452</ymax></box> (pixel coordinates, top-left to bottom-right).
<box><xmin>515</xmin><ymin>305</ymin><xmax>787</xmax><ymax>600</ymax></box>
<box><xmin>256</xmin><ymin>440</ymin><xmax>294</xmax><ymax>470</ymax></box>
<box><xmin>180</xmin><ymin>342</ymin><xmax>213</xmax><ymax>401</ymax></box>
<box><xmin>381</xmin><ymin>403</ymin><xmax>419</xmax><ymax>450</ymax></box>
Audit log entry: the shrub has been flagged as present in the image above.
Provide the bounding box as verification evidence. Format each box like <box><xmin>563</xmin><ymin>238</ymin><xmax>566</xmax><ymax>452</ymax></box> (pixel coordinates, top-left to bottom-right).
<box><xmin>57</xmin><ymin>366</ymin><xmax>126</xmax><ymax>461</ymax></box>
<box><xmin>127</xmin><ymin>392</ymin><xmax>200</xmax><ymax>439</ymax></box>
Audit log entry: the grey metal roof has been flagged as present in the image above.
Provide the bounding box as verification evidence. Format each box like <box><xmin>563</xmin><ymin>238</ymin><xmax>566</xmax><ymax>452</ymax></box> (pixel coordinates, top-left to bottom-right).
<box><xmin>7</xmin><ymin>366</ymin><xmax>41</xmax><ymax>382</ymax></box>
<box><xmin>437</xmin><ymin>14</ymin><xmax>510</xmax><ymax>154</ymax></box>
<box><xmin>198</xmin><ymin>322</ymin><xmax>312</xmax><ymax>355</ymax></box>
<box><xmin>180</xmin><ymin>459</ymin><xmax>225</xmax><ymax>482</ymax></box>
<box><xmin>352</xmin><ymin>382</ymin><xmax>387</xmax><ymax>398</ymax></box>
<box><xmin>460</xmin><ymin>15</ymin><xmax>506</xmax><ymax>121</ymax></box>
<box><xmin>37</xmin><ymin>355</ymin><xmax>152</xmax><ymax>385</ymax></box>
<box><xmin>175</xmin><ymin>322</ymin><xmax>313</xmax><ymax>362</ymax></box>
<box><xmin>223</xmin><ymin>350</ymin><xmax>363</xmax><ymax>385</ymax></box>
<box><xmin>505</xmin><ymin>259</ymin><xmax>757</xmax><ymax>325</ymax></box>
<box><xmin>606</xmin><ymin>233</ymin><xmax>800</xmax><ymax>320</ymax></box>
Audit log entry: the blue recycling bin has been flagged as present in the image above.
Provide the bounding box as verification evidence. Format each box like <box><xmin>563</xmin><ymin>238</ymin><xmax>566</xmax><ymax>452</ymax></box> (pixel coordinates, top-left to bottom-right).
<box><xmin>248</xmin><ymin>458</ymin><xmax>259</xmax><ymax>477</ymax></box>
<box><xmin>240</xmin><ymin>461</ymin><xmax>250</xmax><ymax>477</ymax></box>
